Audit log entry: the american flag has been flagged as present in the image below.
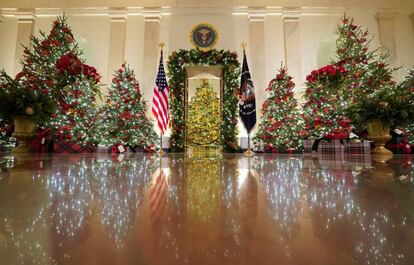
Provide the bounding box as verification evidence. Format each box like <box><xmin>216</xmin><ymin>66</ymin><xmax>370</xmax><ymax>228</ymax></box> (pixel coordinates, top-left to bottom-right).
<box><xmin>152</xmin><ymin>50</ymin><xmax>170</xmax><ymax>134</ymax></box>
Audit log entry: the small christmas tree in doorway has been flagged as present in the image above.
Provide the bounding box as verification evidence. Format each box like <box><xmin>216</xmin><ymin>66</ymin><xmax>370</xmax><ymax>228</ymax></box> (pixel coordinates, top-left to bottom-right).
<box><xmin>96</xmin><ymin>64</ymin><xmax>158</xmax><ymax>151</ymax></box>
<box><xmin>254</xmin><ymin>66</ymin><xmax>304</xmax><ymax>152</ymax></box>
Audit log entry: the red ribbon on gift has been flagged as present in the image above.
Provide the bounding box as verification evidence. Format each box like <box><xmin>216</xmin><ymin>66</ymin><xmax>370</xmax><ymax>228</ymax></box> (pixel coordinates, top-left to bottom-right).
<box><xmin>111</xmin><ymin>143</ymin><xmax>125</xmax><ymax>153</ymax></box>
<box><xmin>385</xmin><ymin>143</ymin><xmax>412</xmax><ymax>154</ymax></box>
<box><xmin>29</xmin><ymin>128</ymin><xmax>52</xmax><ymax>152</ymax></box>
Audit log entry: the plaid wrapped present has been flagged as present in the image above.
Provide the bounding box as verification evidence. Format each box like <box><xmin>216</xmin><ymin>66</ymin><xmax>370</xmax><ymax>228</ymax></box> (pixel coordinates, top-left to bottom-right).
<box><xmin>54</xmin><ymin>141</ymin><xmax>96</xmax><ymax>153</ymax></box>
<box><xmin>304</xmin><ymin>139</ymin><xmax>345</xmax><ymax>153</ymax></box>
<box><xmin>303</xmin><ymin>139</ymin><xmax>315</xmax><ymax>153</ymax></box>
<box><xmin>97</xmin><ymin>145</ymin><xmax>111</xmax><ymax>153</ymax></box>
<box><xmin>344</xmin><ymin>141</ymin><xmax>371</xmax><ymax>155</ymax></box>
<box><xmin>317</xmin><ymin>139</ymin><xmax>345</xmax><ymax>153</ymax></box>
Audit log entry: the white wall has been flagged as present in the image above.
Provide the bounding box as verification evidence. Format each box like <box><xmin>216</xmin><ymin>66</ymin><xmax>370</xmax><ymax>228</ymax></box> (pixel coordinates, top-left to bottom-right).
<box><xmin>395</xmin><ymin>15</ymin><xmax>414</xmax><ymax>79</ymax></box>
<box><xmin>125</xmin><ymin>15</ymin><xmax>145</xmax><ymax>85</ymax></box>
<box><xmin>0</xmin><ymin>17</ymin><xmax>18</xmax><ymax>75</ymax></box>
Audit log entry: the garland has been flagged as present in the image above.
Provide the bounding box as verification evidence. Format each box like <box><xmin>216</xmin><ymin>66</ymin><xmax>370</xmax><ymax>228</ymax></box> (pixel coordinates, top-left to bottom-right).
<box><xmin>167</xmin><ymin>48</ymin><xmax>241</xmax><ymax>152</ymax></box>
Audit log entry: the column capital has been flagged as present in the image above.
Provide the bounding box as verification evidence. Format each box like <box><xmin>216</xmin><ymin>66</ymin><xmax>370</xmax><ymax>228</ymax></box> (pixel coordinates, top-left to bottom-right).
<box><xmin>143</xmin><ymin>11</ymin><xmax>161</xmax><ymax>22</ymax></box>
<box><xmin>15</xmin><ymin>9</ymin><xmax>35</xmax><ymax>23</ymax></box>
<box><xmin>109</xmin><ymin>8</ymin><xmax>127</xmax><ymax>22</ymax></box>
<box><xmin>375</xmin><ymin>12</ymin><xmax>398</xmax><ymax>20</ymax></box>
<box><xmin>248</xmin><ymin>10</ymin><xmax>266</xmax><ymax>22</ymax></box>
<box><xmin>282</xmin><ymin>9</ymin><xmax>301</xmax><ymax>22</ymax></box>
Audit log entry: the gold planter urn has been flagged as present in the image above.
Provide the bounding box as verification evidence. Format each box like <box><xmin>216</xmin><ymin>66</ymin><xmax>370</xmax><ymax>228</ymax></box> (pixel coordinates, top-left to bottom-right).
<box><xmin>367</xmin><ymin>119</ymin><xmax>392</xmax><ymax>156</ymax></box>
<box><xmin>12</xmin><ymin>116</ymin><xmax>36</xmax><ymax>153</ymax></box>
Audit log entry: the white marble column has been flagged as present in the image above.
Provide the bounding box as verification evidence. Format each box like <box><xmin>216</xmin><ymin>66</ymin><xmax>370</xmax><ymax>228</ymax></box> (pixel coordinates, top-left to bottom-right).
<box><xmin>14</xmin><ymin>10</ymin><xmax>35</xmax><ymax>75</ymax></box>
<box><xmin>106</xmin><ymin>9</ymin><xmax>127</xmax><ymax>85</ymax></box>
<box><xmin>248</xmin><ymin>13</ymin><xmax>266</xmax><ymax>136</ymax></box>
<box><xmin>376</xmin><ymin>12</ymin><xmax>398</xmax><ymax>67</ymax></box>
<box><xmin>248</xmin><ymin>13</ymin><xmax>266</xmax><ymax>93</ymax></box>
<box><xmin>282</xmin><ymin>12</ymin><xmax>302</xmax><ymax>91</ymax></box>
<box><xmin>410</xmin><ymin>13</ymin><xmax>414</xmax><ymax>42</ymax></box>
<box><xmin>142</xmin><ymin>13</ymin><xmax>161</xmax><ymax>98</ymax></box>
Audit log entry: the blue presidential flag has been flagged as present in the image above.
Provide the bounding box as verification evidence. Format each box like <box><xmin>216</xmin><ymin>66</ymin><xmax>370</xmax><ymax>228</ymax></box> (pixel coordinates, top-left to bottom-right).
<box><xmin>239</xmin><ymin>50</ymin><xmax>257</xmax><ymax>133</ymax></box>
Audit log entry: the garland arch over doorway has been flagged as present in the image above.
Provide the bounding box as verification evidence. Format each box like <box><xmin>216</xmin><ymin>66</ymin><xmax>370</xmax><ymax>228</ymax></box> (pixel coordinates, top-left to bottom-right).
<box><xmin>166</xmin><ymin>49</ymin><xmax>241</xmax><ymax>152</ymax></box>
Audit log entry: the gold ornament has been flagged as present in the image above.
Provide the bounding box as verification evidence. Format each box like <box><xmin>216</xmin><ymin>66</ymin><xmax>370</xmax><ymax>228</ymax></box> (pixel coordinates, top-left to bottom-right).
<box><xmin>67</xmin><ymin>108</ymin><xmax>75</xmax><ymax>115</ymax></box>
<box><xmin>25</xmin><ymin>106</ymin><xmax>34</xmax><ymax>115</ymax></box>
<box><xmin>378</xmin><ymin>101</ymin><xmax>389</xmax><ymax>109</ymax></box>
<box><xmin>63</xmin><ymin>85</ymin><xmax>71</xmax><ymax>92</ymax></box>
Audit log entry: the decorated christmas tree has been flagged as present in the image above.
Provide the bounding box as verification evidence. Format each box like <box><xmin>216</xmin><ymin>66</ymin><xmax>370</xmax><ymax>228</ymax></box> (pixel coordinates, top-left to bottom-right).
<box><xmin>187</xmin><ymin>80</ymin><xmax>221</xmax><ymax>148</ymax></box>
<box><xmin>16</xmin><ymin>15</ymin><xmax>101</xmax><ymax>144</ymax></box>
<box><xmin>254</xmin><ymin>66</ymin><xmax>304</xmax><ymax>152</ymax></box>
<box><xmin>302</xmin><ymin>15</ymin><xmax>397</xmax><ymax>139</ymax></box>
<box><xmin>95</xmin><ymin>64</ymin><xmax>157</xmax><ymax>150</ymax></box>
<box><xmin>301</xmin><ymin>63</ymin><xmax>352</xmax><ymax>139</ymax></box>
<box><xmin>399</xmin><ymin>68</ymin><xmax>414</xmax><ymax>144</ymax></box>
<box><xmin>335</xmin><ymin>16</ymin><xmax>396</xmax><ymax>103</ymax></box>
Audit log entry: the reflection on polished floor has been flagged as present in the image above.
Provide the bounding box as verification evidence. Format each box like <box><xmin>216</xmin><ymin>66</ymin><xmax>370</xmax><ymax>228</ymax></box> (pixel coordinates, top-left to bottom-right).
<box><xmin>0</xmin><ymin>153</ymin><xmax>414</xmax><ymax>265</ymax></box>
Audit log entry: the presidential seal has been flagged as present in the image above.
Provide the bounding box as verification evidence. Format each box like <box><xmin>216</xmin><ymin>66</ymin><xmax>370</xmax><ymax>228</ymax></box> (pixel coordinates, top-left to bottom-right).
<box><xmin>190</xmin><ymin>23</ymin><xmax>218</xmax><ymax>50</ymax></box>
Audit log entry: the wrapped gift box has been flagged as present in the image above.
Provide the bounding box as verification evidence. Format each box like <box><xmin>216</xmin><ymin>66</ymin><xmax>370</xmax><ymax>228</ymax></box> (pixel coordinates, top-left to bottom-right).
<box><xmin>264</xmin><ymin>145</ymin><xmax>301</xmax><ymax>154</ymax></box>
<box><xmin>317</xmin><ymin>139</ymin><xmax>346</xmax><ymax>152</ymax></box>
<box><xmin>385</xmin><ymin>143</ymin><xmax>412</xmax><ymax>154</ymax></box>
<box><xmin>97</xmin><ymin>145</ymin><xmax>111</xmax><ymax>153</ymax></box>
<box><xmin>304</xmin><ymin>139</ymin><xmax>345</xmax><ymax>154</ymax></box>
<box><xmin>344</xmin><ymin>141</ymin><xmax>371</xmax><ymax>155</ymax></box>
<box><xmin>303</xmin><ymin>139</ymin><xmax>315</xmax><ymax>153</ymax></box>
<box><xmin>54</xmin><ymin>141</ymin><xmax>96</xmax><ymax>153</ymax></box>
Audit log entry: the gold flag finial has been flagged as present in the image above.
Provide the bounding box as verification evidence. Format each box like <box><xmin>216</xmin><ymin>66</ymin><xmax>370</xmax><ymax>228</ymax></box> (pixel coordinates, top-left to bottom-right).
<box><xmin>159</xmin><ymin>42</ymin><xmax>165</xmax><ymax>49</ymax></box>
<box><xmin>241</xmin><ymin>41</ymin><xmax>247</xmax><ymax>50</ymax></box>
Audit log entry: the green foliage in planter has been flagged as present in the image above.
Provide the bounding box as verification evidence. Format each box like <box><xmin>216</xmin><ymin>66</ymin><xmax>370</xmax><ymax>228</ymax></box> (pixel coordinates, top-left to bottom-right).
<box><xmin>347</xmin><ymin>86</ymin><xmax>414</xmax><ymax>129</ymax></box>
<box><xmin>0</xmin><ymin>70</ymin><xmax>56</xmax><ymax>124</ymax></box>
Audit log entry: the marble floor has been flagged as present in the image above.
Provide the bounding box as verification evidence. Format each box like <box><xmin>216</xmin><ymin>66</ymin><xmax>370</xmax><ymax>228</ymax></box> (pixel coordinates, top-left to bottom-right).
<box><xmin>0</xmin><ymin>153</ymin><xmax>413</xmax><ymax>265</ymax></box>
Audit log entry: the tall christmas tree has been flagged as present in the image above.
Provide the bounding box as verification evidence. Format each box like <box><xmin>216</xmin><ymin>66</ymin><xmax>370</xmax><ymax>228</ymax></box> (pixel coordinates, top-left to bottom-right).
<box><xmin>254</xmin><ymin>66</ymin><xmax>304</xmax><ymax>151</ymax></box>
<box><xmin>16</xmin><ymin>15</ymin><xmax>101</xmax><ymax>144</ymax></box>
<box><xmin>336</xmin><ymin>16</ymin><xmax>396</xmax><ymax>103</ymax></box>
<box><xmin>399</xmin><ymin>68</ymin><xmax>414</xmax><ymax>144</ymax></box>
<box><xmin>302</xmin><ymin>15</ymin><xmax>397</xmax><ymax>138</ymax></box>
<box><xmin>95</xmin><ymin>64</ymin><xmax>157</xmax><ymax>149</ymax></box>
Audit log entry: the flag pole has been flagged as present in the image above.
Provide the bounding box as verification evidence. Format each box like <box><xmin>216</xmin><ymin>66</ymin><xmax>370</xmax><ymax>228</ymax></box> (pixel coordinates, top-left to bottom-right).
<box><xmin>241</xmin><ymin>41</ymin><xmax>254</xmax><ymax>157</ymax></box>
<box><xmin>245</xmin><ymin>132</ymin><xmax>253</xmax><ymax>157</ymax></box>
<box><xmin>158</xmin><ymin>42</ymin><xmax>165</xmax><ymax>157</ymax></box>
